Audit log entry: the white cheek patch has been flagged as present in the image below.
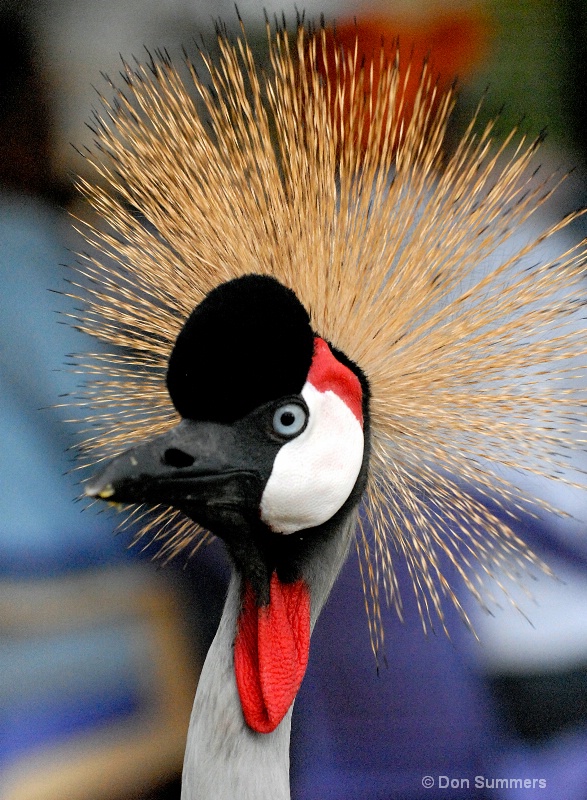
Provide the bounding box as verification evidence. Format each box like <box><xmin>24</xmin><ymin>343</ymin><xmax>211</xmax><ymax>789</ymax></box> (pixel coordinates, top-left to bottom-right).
<box><xmin>260</xmin><ymin>382</ymin><xmax>364</xmax><ymax>534</ymax></box>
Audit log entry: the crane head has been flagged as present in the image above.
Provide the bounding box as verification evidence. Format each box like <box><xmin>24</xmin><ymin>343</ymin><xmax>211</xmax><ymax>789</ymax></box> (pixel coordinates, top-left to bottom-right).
<box><xmin>86</xmin><ymin>273</ymin><xmax>370</xmax><ymax>733</ymax></box>
<box><xmin>74</xmin><ymin>23</ymin><xmax>587</xmax><ymax>745</ymax></box>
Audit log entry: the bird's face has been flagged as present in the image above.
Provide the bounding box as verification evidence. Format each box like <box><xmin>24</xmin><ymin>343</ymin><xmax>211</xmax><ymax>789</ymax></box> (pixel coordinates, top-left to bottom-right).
<box><xmin>88</xmin><ymin>362</ymin><xmax>364</xmax><ymax>542</ymax></box>
<box><xmin>87</xmin><ymin>273</ymin><xmax>370</xmax><ymax>732</ymax></box>
<box><xmin>88</xmin><ymin>273</ymin><xmax>369</xmax><ymax>567</ymax></box>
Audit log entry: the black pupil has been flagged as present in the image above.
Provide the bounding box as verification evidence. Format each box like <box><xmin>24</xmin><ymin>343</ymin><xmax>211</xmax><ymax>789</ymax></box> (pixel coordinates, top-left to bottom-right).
<box><xmin>281</xmin><ymin>411</ymin><xmax>296</xmax><ymax>427</ymax></box>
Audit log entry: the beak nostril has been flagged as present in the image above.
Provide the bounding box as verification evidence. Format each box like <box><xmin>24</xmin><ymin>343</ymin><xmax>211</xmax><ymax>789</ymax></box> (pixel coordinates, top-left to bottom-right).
<box><xmin>163</xmin><ymin>448</ymin><xmax>195</xmax><ymax>468</ymax></box>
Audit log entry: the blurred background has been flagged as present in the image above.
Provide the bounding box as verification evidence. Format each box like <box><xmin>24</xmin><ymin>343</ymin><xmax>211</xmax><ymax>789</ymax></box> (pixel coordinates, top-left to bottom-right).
<box><xmin>0</xmin><ymin>1</ymin><xmax>586</xmax><ymax>799</ymax></box>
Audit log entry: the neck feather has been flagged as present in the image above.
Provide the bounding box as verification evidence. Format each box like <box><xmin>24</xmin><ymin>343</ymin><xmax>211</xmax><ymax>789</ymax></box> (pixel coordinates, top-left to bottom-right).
<box><xmin>181</xmin><ymin>511</ymin><xmax>357</xmax><ymax>800</ymax></box>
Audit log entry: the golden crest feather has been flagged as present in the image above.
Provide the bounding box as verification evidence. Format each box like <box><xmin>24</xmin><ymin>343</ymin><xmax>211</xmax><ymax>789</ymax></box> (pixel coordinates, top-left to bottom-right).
<box><xmin>69</xmin><ymin>22</ymin><xmax>586</xmax><ymax>655</ymax></box>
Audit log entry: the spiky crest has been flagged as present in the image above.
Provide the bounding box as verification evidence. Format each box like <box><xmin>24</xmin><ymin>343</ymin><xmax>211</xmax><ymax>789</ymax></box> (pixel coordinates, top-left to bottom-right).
<box><xmin>66</xmin><ymin>22</ymin><xmax>586</xmax><ymax>657</ymax></box>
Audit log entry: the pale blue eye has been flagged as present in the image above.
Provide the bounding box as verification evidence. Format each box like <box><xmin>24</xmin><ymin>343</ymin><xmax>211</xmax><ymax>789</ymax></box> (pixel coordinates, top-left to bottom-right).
<box><xmin>272</xmin><ymin>403</ymin><xmax>307</xmax><ymax>438</ymax></box>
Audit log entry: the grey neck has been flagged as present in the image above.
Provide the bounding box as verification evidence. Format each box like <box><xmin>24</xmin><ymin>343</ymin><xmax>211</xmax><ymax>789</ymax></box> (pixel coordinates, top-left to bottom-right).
<box><xmin>181</xmin><ymin>511</ymin><xmax>357</xmax><ymax>800</ymax></box>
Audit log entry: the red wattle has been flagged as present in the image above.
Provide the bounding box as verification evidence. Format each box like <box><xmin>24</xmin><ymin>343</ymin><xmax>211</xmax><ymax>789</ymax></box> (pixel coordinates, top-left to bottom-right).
<box><xmin>234</xmin><ymin>573</ymin><xmax>311</xmax><ymax>733</ymax></box>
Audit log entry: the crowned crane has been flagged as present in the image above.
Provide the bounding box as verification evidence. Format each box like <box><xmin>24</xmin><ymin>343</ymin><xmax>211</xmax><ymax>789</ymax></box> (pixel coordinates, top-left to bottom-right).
<box><xmin>74</xmin><ymin>20</ymin><xmax>586</xmax><ymax>800</ymax></box>
<box><xmin>87</xmin><ymin>273</ymin><xmax>370</xmax><ymax>797</ymax></box>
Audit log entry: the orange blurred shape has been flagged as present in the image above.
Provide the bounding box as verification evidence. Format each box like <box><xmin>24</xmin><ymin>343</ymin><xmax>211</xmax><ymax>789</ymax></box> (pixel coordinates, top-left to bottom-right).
<box><xmin>317</xmin><ymin>10</ymin><xmax>491</xmax><ymax>151</ymax></box>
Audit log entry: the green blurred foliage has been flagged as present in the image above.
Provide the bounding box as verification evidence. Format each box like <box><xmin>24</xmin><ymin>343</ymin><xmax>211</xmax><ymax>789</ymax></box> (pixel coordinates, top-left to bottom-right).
<box><xmin>459</xmin><ymin>0</ymin><xmax>586</xmax><ymax>158</ymax></box>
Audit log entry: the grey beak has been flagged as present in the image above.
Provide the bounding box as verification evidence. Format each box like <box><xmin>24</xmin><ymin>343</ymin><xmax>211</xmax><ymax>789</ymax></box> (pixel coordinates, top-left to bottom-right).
<box><xmin>85</xmin><ymin>419</ymin><xmax>264</xmax><ymax>527</ymax></box>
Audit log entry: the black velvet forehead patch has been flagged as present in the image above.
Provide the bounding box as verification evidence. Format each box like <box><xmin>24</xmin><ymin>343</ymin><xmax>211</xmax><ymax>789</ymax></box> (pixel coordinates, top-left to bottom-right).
<box><xmin>166</xmin><ymin>274</ymin><xmax>315</xmax><ymax>423</ymax></box>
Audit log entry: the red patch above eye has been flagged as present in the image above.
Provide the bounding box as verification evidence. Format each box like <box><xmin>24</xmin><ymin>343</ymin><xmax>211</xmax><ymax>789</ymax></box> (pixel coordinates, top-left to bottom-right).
<box><xmin>307</xmin><ymin>337</ymin><xmax>363</xmax><ymax>424</ymax></box>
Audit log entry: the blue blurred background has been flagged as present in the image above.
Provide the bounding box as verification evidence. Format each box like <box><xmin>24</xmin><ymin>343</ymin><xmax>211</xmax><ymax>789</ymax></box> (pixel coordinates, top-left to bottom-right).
<box><xmin>0</xmin><ymin>1</ymin><xmax>586</xmax><ymax>799</ymax></box>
